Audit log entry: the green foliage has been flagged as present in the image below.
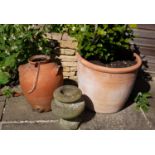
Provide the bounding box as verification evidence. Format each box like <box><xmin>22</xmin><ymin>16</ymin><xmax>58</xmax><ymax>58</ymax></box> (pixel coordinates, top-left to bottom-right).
<box><xmin>0</xmin><ymin>24</ymin><xmax>54</xmax><ymax>85</ymax></box>
<box><xmin>0</xmin><ymin>24</ymin><xmax>135</xmax><ymax>86</ymax></box>
<box><xmin>130</xmin><ymin>24</ymin><xmax>137</xmax><ymax>29</ymax></box>
<box><xmin>47</xmin><ymin>24</ymin><xmax>66</xmax><ymax>33</ymax></box>
<box><xmin>0</xmin><ymin>71</ymin><xmax>10</xmax><ymax>84</ymax></box>
<box><xmin>1</xmin><ymin>86</ymin><xmax>13</xmax><ymax>98</ymax></box>
<box><xmin>134</xmin><ymin>92</ymin><xmax>152</xmax><ymax>112</ymax></box>
<box><xmin>50</xmin><ymin>24</ymin><xmax>134</xmax><ymax>62</ymax></box>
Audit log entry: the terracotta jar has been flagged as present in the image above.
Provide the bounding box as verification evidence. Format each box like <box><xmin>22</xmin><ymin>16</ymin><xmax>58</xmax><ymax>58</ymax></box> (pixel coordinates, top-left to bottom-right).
<box><xmin>18</xmin><ymin>55</ymin><xmax>63</xmax><ymax>112</ymax></box>
<box><xmin>77</xmin><ymin>52</ymin><xmax>142</xmax><ymax>113</ymax></box>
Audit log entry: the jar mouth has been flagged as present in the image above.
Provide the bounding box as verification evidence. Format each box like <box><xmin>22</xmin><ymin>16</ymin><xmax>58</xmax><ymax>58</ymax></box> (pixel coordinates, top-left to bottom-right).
<box><xmin>28</xmin><ymin>55</ymin><xmax>51</xmax><ymax>64</ymax></box>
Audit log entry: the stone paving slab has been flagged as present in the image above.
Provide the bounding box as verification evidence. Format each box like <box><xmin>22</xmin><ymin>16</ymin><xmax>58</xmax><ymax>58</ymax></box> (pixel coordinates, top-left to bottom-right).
<box><xmin>2</xmin><ymin>96</ymin><xmax>59</xmax><ymax>122</ymax></box>
<box><xmin>1</xmin><ymin>94</ymin><xmax>154</xmax><ymax>130</ymax></box>
<box><xmin>1</xmin><ymin>79</ymin><xmax>155</xmax><ymax>130</ymax></box>
<box><xmin>2</xmin><ymin>122</ymin><xmax>63</xmax><ymax>130</ymax></box>
<box><xmin>80</xmin><ymin>80</ymin><xmax>155</xmax><ymax>130</ymax></box>
<box><xmin>80</xmin><ymin>103</ymin><xmax>151</xmax><ymax>130</ymax></box>
<box><xmin>0</xmin><ymin>96</ymin><xmax>5</xmax><ymax>120</ymax></box>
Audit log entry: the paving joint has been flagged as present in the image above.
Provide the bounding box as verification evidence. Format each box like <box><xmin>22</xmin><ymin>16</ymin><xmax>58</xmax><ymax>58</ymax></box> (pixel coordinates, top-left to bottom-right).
<box><xmin>139</xmin><ymin>107</ymin><xmax>153</xmax><ymax>129</ymax></box>
<box><xmin>0</xmin><ymin>97</ymin><xmax>7</xmax><ymax>122</ymax></box>
<box><xmin>1</xmin><ymin>119</ymin><xmax>59</xmax><ymax>124</ymax></box>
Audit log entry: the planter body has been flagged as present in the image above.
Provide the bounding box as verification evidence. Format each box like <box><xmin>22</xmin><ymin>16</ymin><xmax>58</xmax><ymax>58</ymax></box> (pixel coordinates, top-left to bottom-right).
<box><xmin>18</xmin><ymin>55</ymin><xmax>63</xmax><ymax>112</ymax></box>
<box><xmin>77</xmin><ymin>53</ymin><xmax>142</xmax><ymax>113</ymax></box>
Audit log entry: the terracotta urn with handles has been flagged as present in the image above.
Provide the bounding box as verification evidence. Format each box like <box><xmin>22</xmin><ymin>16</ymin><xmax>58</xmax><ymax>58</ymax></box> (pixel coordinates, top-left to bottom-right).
<box><xmin>18</xmin><ymin>55</ymin><xmax>63</xmax><ymax>112</ymax></box>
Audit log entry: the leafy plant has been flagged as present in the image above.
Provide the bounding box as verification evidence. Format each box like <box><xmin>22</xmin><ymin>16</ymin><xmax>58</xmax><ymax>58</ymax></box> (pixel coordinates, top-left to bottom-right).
<box><xmin>0</xmin><ymin>24</ymin><xmax>56</xmax><ymax>86</ymax></box>
<box><xmin>134</xmin><ymin>92</ymin><xmax>152</xmax><ymax>112</ymax></box>
<box><xmin>0</xmin><ymin>71</ymin><xmax>10</xmax><ymax>85</ymax></box>
<box><xmin>50</xmin><ymin>24</ymin><xmax>135</xmax><ymax>62</ymax></box>
<box><xmin>1</xmin><ymin>86</ymin><xmax>13</xmax><ymax>98</ymax></box>
<box><xmin>0</xmin><ymin>24</ymin><xmax>136</xmax><ymax>87</ymax></box>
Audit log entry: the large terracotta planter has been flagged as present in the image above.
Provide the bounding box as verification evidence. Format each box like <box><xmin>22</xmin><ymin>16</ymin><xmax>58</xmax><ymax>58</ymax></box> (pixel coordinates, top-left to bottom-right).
<box><xmin>18</xmin><ymin>55</ymin><xmax>63</xmax><ymax>112</ymax></box>
<box><xmin>77</xmin><ymin>52</ymin><xmax>142</xmax><ymax>113</ymax></box>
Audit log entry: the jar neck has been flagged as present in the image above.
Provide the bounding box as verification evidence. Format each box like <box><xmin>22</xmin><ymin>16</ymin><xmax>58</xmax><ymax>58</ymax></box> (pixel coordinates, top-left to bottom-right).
<box><xmin>28</xmin><ymin>55</ymin><xmax>51</xmax><ymax>66</ymax></box>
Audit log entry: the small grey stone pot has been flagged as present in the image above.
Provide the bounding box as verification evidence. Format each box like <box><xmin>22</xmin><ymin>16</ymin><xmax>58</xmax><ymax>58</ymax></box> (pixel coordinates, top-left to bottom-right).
<box><xmin>53</xmin><ymin>85</ymin><xmax>82</xmax><ymax>103</ymax></box>
<box><xmin>52</xmin><ymin>85</ymin><xmax>85</xmax><ymax>130</ymax></box>
<box><xmin>52</xmin><ymin>98</ymin><xmax>85</xmax><ymax>120</ymax></box>
<box><xmin>59</xmin><ymin>118</ymin><xmax>81</xmax><ymax>130</ymax></box>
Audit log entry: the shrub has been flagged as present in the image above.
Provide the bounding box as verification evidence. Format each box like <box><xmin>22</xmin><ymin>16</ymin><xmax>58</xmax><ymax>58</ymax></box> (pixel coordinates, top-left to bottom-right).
<box><xmin>0</xmin><ymin>24</ymin><xmax>135</xmax><ymax>86</ymax></box>
<box><xmin>50</xmin><ymin>24</ymin><xmax>135</xmax><ymax>62</ymax></box>
<box><xmin>0</xmin><ymin>24</ymin><xmax>54</xmax><ymax>86</ymax></box>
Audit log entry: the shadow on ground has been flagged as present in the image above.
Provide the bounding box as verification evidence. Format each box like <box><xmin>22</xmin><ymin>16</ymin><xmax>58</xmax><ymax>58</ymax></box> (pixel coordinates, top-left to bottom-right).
<box><xmin>63</xmin><ymin>79</ymin><xmax>96</xmax><ymax>123</ymax></box>
<box><xmin>123</xmin><ymin>44</ymin><xmax>152</xmax><ymax>109</ymax></box>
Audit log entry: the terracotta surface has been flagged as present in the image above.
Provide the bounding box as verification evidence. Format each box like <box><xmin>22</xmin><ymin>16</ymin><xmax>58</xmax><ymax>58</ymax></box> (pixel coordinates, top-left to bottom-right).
<box><xmin>18</xmin><ymin>55</ymin><xmax>63</xmax><ymax>112</ymax></box>
<box><xmin>77</xmin><ymin>53</ymin><xmax>142</xmax><ymax>113</ymax></box>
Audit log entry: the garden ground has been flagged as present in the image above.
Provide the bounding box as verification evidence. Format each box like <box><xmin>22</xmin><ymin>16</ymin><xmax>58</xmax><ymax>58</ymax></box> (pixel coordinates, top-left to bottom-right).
<box><xmin>0</xmin><ymin>77</ymin><xmax>155</xmax><ymax>130</ymax></box>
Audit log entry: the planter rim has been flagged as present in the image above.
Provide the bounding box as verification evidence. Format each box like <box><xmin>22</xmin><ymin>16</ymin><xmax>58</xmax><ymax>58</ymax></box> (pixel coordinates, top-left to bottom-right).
<box><xmin>76</xmin><ymin>52</ymin><xmax>142</xmax><ymax>74</ymax></box>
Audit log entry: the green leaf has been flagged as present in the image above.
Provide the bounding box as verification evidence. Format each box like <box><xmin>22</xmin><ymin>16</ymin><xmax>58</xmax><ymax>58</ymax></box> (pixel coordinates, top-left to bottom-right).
<box><xmin>4</xmin><ymin>53</ymin><xmax>18</xmax><ymax>68</ymax></box>
<box><xmin>135</xmin><ymin>92</ymin><xmax>151</xmax><ymax>113</ymax></box>
<box><xmin>97</xmin><ymin>28</ymin><xmax>106</xmax><ymax>36</ymax></box>
<box><xmin>142</xmin><ymin>92</ymin><xmax>151</xmax><ymax>98</ymax></box>
<box><xmin>0</xmin><ymin>71</ymin><xmax>10</xmax><ymax>85</ymax></box>
<box><xmin>97</xmin><ymin>43</ymin><xmax>103</xmax><ymax>48</ymax></box>
<box><xmin>130</xmin><ymin>24</ymin><xmax>137</xmax><ymax>29</ymax></box>
<box><xmin>1</xmin><ymin>86</ymin><xmax>13</xmax><ymax>98</ymax></box>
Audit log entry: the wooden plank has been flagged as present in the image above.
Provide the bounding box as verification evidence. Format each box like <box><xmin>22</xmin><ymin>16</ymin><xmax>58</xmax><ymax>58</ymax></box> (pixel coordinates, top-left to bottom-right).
<box><xmin>139</xmin><ymin>47</ymin><xmax>155</xmax><ymax>57</ymax></box>
<box><xmin>137</xmin><ymin>24</ymin><xmax>155</xmax><ymax>31</ymax></box>
<box><xmin>142</xmin><ymin>55</ymin><xmax>155</xmax><ymax>64</ymax></box>
<box><xmin>131</xmin><ymin>46</ymin><xmax>155</xmax><ymax>57</ymax></box>
<box><xmin>133</xmin><ymin>25</ymin><xmax>155</xmax><ymax>72</ymax></box>
<box><xmin>141</xmin><ymin>58</ymin><xmax>155</xmax><ymax>72</ymax></box>
<box><xmin>132</xmin><ymin>38</ymin><xmax>155</xmax><ymax>48</ymax></box>
<box><xmin>133</xmin><ymin>29</ymin><xmax>155</xmax><ymax>39</ymax></box>
<box><xmin>144</xmin><ymin>63</ymin><xmax>155</xmax><ymax>72</ymax></box>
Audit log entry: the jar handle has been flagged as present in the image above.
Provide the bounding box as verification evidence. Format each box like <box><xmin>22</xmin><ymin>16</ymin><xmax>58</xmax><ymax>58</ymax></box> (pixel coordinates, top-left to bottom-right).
<box><xmin>56</xmin><ymin>65</ymin><xmax>62</xmax><ymax>75</ymax></box>
<box><xmin>27</xmin><ymin>62</ymin><xmax>40</xmax><ymax>94</ymax></box>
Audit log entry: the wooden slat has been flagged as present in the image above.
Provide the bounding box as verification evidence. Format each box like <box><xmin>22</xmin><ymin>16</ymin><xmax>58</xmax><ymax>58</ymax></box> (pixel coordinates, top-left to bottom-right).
<box><xmin>137</xmin><ymin>24</ymin><xmax>155</xmax><ymax>31</ymax></box>
<box><xmin>141</xmin><ymin>59</ymin><xmax>155</xmax><ymax>72</ymax></box>
<box><xmin>133</xmin><ymin>29</ymin><xmax>155</xmax><ymax>39</ymax></box>
<box><xmin>144</xmin><ymin>63</ymin><xmax>155</xmax><ymax>72</ymax></box>
<box><xmin>132</xmin><ymin>25</ymin><xmax>155</xmax><ymax>72</ymax></box>
<box><xmin>142</xmin><ymin>55</ymin><xmax>155</xmax><ymax>64</ymax></box>
<box><xmin>132</xmin><ymin>38</ymin><xmax>155</xmax><ymax>48</ymax></box>
<box><xmin>138</xmin><ymin>46</ymin><xmax>155</xmax><ymax>57</ymax></box>
<box><xmin>131</xmin><ymin>45</ymin><xmax>155</xmax><ymax>57</ymax></box>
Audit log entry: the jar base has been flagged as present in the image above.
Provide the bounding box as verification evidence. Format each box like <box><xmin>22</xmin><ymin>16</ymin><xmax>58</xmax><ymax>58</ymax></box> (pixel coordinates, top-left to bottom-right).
<box><xmin>32</xmin><ymin>105</ymin><xmax>51</xmax><ymax>113</ymax></box>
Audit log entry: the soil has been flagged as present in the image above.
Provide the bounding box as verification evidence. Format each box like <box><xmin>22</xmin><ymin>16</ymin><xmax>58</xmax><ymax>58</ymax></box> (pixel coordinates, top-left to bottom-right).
<box><xmin>88</xmin><ymin>50</ymin><xmax>138</xmax><ymax>68</ymax></box>
<box><xmin>90</xmin><ymin>59</ymin><xmax>136</xmax><ymax>68</ymax></box>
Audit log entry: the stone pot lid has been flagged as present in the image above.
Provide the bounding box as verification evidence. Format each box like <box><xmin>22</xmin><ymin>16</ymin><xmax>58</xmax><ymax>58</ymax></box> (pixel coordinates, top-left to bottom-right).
<box><xmin>53</xmin><ymin>85</ymin><xmax>82</xmax><ymax>103</ymax></box>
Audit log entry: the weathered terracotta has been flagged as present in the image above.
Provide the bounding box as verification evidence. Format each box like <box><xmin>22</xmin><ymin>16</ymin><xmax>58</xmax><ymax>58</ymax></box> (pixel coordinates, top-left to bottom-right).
<box><xmin>77</xmin><ymin>52</ymin><xmax>142</xmax><ymax>113</ymax></box>
<box><xmin>18</xmin><ymin>55</ymin><xmax>63</xmax><ymax>112</ymax></box>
